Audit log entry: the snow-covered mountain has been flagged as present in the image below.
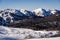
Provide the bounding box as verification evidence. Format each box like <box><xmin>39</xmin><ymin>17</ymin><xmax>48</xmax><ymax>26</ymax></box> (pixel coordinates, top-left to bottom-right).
<box><xmin>32</xmin><ymin>8</ymin><xmax>45</xmax><ymax>16</ymax></box>
<box><xmin>0</xmin><ymin>8</ymin><xmax>60</xmax><ymax>26</ymax></box>
<box><xmin>20</xmin><ymin>9</ymin><xmax>35</xmax><ymax>16</ymax></box>
<box><xmin>32</xmin><ymin>8</ymin><xmax>60</xmax><ymax>17</ymax></box>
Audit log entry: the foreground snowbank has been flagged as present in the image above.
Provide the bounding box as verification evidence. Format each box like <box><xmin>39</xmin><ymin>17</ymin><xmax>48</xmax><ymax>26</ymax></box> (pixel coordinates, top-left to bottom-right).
<box><xmin>26</xmin><ymin>37</ymin><xmax>60</xmax><ymax>40</ymax></box>
<box><xmin>0</xmin><ymin>26</ymin><xmax>60</xmax><ymax>40</ymax></box>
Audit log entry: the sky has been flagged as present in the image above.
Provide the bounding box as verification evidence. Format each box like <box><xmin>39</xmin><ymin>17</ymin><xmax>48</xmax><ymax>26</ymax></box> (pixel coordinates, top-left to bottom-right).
<box><xmin>0</xmin><ymin>0</ymin><xmax>60</xmax><ymax>10</ymax></box>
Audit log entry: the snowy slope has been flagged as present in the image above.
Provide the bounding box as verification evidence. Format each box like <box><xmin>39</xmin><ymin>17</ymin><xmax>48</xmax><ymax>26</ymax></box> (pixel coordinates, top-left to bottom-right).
<box><xmin>32</xmin><ymin>8</ymin><xmax>45</xmax><ymax>16</ymax></box>
<box><xmin>0</xmin><ymin>26</ymin><xmax>59</xmax><ymax>40</ymax></box>
<box><xmin>32</xmin><ymin>8</ymin><xmax>52</xmax><ymax>17</ymax></box>
<box><xmin>50</xmin><ymin>9</ymin><xmax>57</xmax><ymax>14</ymax></box>
<box><xmin>20</xmin><ymin>9</ymin><xmax>34</xmax><ymax>16</ymax></box>
<box><xmin>26</xmin><ymin>37</ymin><xmax>60</xmax><ymax>40</ymax></box>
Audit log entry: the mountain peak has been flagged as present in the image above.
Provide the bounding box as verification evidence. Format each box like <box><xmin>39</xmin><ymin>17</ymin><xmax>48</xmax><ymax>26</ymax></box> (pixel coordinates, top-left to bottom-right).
<box><xmin>32</xmin><ymin>8</ymin><xmax>45</xmax><ymax>16</ymax></box>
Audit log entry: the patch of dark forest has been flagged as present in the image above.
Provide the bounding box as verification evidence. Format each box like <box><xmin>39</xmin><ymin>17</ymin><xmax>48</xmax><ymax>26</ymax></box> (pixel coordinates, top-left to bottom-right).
<box><xmin>6</xmin><ymin>13</ymin><xmax>60</xmax><ymax>30</ymax></box>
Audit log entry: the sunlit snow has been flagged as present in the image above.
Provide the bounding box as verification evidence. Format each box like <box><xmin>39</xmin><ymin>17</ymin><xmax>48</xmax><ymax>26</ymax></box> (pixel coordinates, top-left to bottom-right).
<box><xmin>0</xmin><ymin>26</ymin><xmax>59</xmax><ymax>40</ymax></box>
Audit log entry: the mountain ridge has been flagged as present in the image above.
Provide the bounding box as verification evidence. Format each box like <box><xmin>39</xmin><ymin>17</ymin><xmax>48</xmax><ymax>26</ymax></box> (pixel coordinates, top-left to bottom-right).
<box><xmin>0</xmin><ymin>8</ymin><xmax>60</xmax><ymax>26</ymax></box>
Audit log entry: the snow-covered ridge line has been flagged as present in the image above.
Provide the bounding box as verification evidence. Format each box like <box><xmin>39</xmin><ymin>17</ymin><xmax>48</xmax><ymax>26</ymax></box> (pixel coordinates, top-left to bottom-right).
<box><xmin>0</xmin><ymin>26</ymin><xmax>60</xmax><ymax>39</ymax></box>
<box><xmin>0</xmin><ymin>8</ymin><xmax>60</xmax><ymax>17</ymax></box>
<box><xmin>0</xmin><ymin>8</ymin><xmax>60</xmax><ymax>26</ymax></box>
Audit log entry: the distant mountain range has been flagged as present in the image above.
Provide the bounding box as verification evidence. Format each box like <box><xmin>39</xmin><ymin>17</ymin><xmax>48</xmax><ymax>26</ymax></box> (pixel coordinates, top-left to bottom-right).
<box><xmin>0</xmin><ymin>8</ymin><xmax>60</xmax><ymax>28</ymax></box>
